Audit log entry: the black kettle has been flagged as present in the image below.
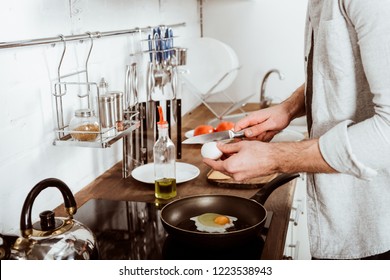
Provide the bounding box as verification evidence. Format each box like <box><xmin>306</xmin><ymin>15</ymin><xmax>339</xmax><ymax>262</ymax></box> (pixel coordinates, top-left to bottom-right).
<box><xmin>10</xmin><ymin>178</ymin><xmax>99</xmax><ymax>260</ymax></box>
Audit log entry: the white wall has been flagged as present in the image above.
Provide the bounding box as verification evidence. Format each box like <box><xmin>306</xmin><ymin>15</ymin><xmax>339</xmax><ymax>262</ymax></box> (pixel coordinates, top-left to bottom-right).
<box><xmin>202</xmin><ymin>0</ymin><xmax>308</xmax><ymax>104</ymax></box>
<box><xmin>0</xmin><ymin>0</ymin><xmax>199</xmax><ymax>234</ymax></box>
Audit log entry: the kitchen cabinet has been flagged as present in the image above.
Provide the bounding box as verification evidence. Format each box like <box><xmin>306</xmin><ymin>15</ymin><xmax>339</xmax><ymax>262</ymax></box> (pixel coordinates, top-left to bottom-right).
<box><xmin>283</xmin><ymin>173</ymin><xmax>311</xmax><ymax>259</ymax></box>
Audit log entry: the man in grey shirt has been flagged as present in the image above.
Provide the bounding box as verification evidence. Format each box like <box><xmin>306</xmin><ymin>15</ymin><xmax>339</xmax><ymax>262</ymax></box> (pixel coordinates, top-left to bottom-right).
<box><xmin>204</xmin><ymin>0</ymin><xmax>390</xmax><ymax>259</ymax></box>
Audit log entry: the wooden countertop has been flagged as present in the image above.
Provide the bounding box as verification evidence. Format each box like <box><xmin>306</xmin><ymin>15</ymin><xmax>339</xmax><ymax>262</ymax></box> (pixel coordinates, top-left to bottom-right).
<box><xmin>64</xmin><ymin>103</ymin><xmax>296</xmax><ymax>260</ymax></box>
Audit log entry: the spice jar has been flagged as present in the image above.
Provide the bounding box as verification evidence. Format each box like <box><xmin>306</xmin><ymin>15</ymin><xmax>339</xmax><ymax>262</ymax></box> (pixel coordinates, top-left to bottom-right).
<box><xmin>98</xmin><ymin>94</ymin><xmax>115</xmax><ymax>129</ymax></box>
<box><xmin>108</xmin><ymin>91</ymin><xmax>124</xmax><ymax>131</ymax></box>
<box><xmin>69</xmin><ymin>109</ymin><xmax>100</xmax><ymax>141</ymax></box>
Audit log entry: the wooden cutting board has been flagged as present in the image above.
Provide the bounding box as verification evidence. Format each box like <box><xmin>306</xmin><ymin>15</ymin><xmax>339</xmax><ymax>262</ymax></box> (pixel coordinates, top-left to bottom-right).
<box><xmin>207</xmin><ymin>169</ymin><xmax>278</xmax><ymax>189</ymax></box>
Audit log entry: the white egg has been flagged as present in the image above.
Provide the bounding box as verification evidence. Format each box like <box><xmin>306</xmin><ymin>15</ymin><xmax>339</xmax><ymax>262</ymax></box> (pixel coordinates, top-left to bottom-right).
<box><xmin>201</xmin><ymin>142</ymin><xmax>223</xmax><ymax>160</ymax></box>
<box><xmin>190</xmin><ymin>213</ymin><xmax>237</xmax><ymax>233</ymax></box>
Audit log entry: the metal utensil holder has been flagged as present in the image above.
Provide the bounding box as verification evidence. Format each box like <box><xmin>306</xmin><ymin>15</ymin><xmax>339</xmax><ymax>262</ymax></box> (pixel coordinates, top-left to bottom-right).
<box><xmin>124</xmin><ymin>62</ymin><xmax>143</xmax><ymax>171</ymax></box>
<box><xmin>141</xmin><ymin>27</ymin><xmax>184</xmax><ymax>161</ymax></box>
<box><xmin>51</xmin><ymin>33</ymin><xmax>140</xmax><ymax>178</ymax></box>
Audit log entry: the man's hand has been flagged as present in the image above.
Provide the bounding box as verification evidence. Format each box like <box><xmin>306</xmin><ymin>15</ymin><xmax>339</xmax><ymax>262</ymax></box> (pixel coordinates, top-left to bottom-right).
<box><xmin>234</xmin><ymin>104</ymin><xmax>291</xmax><ymax>142</ymax></box>
<box><xmin>203</xmin><ymin>138</ymin><xmax>337</xmax><ymax>182</ymax></box>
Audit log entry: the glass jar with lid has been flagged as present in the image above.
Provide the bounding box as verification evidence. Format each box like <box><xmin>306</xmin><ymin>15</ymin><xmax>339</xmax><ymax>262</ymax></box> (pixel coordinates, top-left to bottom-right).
<box><xmin>69</xmin><ymin>109</ymin><xmax>100</xmax><ymax>141</ymax></box>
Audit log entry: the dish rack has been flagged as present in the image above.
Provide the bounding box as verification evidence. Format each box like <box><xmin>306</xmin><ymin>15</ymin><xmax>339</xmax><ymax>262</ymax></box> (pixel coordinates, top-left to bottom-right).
<box><xmin>51</xmin><ymin>33</ymin><xmax>140</xmax><ymax>149</ymax></box>
<box><xmin>180</xmin><ymin>37</ymin><xmax>250</xmax><ymax>120</ymax></box>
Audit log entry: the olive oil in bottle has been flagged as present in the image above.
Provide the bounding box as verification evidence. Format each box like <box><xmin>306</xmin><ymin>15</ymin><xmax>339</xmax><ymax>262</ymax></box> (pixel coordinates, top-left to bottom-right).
<box><xmin>153</xmin><ymin>106</ymin><xmax>177</xmax><ymax>200</ymax></box>
<box><xmin>155</xmin><ymin>178</ymin><xmax>177</xmax><ymax>200</ymax></box>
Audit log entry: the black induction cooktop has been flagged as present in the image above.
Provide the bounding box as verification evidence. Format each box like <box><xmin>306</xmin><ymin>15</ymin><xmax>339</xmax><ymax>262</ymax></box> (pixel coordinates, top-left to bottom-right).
<box><xmin>74</xmin><ymin>199</ymin><xmax>272</xmax><ymax>260</ymax></box>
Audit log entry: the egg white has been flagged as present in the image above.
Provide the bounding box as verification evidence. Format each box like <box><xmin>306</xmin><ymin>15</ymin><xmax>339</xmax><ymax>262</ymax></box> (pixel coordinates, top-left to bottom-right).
<box><xmin>190</xmin><ymin>213</ymin><xmax>237</xmax><ymax>233</ymax></box>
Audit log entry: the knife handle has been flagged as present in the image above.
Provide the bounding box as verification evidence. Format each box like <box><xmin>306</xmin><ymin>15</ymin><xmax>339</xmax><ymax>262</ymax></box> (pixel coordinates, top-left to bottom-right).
<box><xmin>231</xmin><ymin>130</ymin><xmax>245</xmax><ymax>138</ymax></box>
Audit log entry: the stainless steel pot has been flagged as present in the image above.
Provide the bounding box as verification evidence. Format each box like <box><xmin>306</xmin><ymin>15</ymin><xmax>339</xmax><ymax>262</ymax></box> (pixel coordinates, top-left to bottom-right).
<box><xmin>10</xmin><ymin>178</ymin><xmax>99</xmax><ymax>260</ymax></box>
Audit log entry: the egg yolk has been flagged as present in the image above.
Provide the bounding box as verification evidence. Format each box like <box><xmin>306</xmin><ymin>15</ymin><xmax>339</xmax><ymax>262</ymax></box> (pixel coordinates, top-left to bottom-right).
<box><xmin>213</xmin><ymin>215</ymin><xmax>230</xmax><ymax>225</ymax></box>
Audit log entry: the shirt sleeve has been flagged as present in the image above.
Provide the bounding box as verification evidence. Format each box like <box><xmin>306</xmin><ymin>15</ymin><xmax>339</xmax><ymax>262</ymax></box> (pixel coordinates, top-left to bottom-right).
<box><xmin>319</xmin><ymin>0</ymin><xmax>390</xmax><ymax>180</ymax></box>
<box><xmin>319</xmin><ymin>121</ymin><xmax>378</xmax><ymax>180</ymax></box>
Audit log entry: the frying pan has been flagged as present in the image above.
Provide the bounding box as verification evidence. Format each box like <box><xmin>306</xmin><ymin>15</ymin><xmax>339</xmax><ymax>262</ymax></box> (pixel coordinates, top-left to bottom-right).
<box><xmin>160</xmin><ymin>173</ymin><xmax>299</xmax><ymax>247</ymax></box>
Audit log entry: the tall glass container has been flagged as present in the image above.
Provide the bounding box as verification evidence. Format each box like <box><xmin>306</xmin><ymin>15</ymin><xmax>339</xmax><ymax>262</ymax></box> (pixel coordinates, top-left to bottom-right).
<box><xmin>153</xmin><ymin>106</ymin><xmax>176</xmax><ymax>200</ymax></box>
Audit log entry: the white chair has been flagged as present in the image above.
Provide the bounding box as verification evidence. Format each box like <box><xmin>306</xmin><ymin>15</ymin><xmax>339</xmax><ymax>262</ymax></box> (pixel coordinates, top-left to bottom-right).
<box><xmin>181</xmin><ymin>37</ymin><xmax>252</xmax><ymax>119</ymax></box>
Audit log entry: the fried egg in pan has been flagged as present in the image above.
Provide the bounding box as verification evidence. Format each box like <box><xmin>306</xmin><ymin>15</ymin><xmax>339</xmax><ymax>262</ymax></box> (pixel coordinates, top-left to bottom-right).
<box><xmin>190</xmin><ymin>213</ymin><xmax>237</xmax><ymax>233</ymax></box>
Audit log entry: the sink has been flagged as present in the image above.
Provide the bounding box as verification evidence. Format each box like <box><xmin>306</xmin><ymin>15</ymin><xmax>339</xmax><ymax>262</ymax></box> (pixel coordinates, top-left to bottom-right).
<box><xmin>207</xmin><ymin>112</ymin><xmax>307</xmax><ymax>134</ymax></box>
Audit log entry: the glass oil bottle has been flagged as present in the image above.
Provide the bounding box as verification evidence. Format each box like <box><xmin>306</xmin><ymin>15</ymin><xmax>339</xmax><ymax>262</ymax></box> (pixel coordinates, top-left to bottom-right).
<box><xmin>153</xmin><ymin>106</ymin><xmax>177</xmax><ymax>200</ymax></box>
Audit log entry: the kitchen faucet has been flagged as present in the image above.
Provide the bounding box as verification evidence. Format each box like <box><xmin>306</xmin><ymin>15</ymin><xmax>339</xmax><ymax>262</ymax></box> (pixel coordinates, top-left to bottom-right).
<box><xmin>260</xmin><ymin>69</ymin><xmax>285</xmax><ymax>109</ymax></box>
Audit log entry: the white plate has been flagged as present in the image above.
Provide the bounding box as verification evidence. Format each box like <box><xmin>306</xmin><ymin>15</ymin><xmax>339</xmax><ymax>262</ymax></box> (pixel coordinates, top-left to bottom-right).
<box><xmin>271</xmin><ymin>129</ymin><xmax>305</xmax><ymax>142</ymax></box>
<box><xmin>184</xmin><ymin>129</ymin><xmax>194</xmax><ymax>138</ymax></box>
<box><xmin>131</xmin><ymin>162</ymin><xmax>200</xmax><ymax>184</ymax></box>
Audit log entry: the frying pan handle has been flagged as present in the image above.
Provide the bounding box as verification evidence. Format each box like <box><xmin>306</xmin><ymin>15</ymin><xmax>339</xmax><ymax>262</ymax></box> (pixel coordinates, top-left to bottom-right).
<box><xmin>250</xmin><ymin>173</ymin><xmax>300</xmax><ymax>205</ymax></box>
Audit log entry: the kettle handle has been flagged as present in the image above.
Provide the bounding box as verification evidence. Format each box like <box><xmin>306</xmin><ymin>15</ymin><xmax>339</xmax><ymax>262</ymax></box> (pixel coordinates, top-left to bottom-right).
<box><xmin>20</xmin><ymin>178</ymin><xmax>77</xmax><ymax>238</ymax></box>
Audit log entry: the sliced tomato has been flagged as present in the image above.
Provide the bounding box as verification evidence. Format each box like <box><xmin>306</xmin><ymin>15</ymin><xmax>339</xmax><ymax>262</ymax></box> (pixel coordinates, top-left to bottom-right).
<box><xmin>194</xmin><ymin>125</ymin><xmax>214</xmax><ymax>136</ymax></box>
<box><xmin>215</xmin><ymin>121</ymin><xmax>235</xmax><ymax>132</ymax></box>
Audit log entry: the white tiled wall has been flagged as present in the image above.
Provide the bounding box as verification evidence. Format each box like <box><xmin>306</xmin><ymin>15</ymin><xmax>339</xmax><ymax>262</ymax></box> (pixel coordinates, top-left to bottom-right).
<box><xmin>0</xmin><ymin>0</ymin><xmax>199</xmax><ymax>234</ymax></box>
